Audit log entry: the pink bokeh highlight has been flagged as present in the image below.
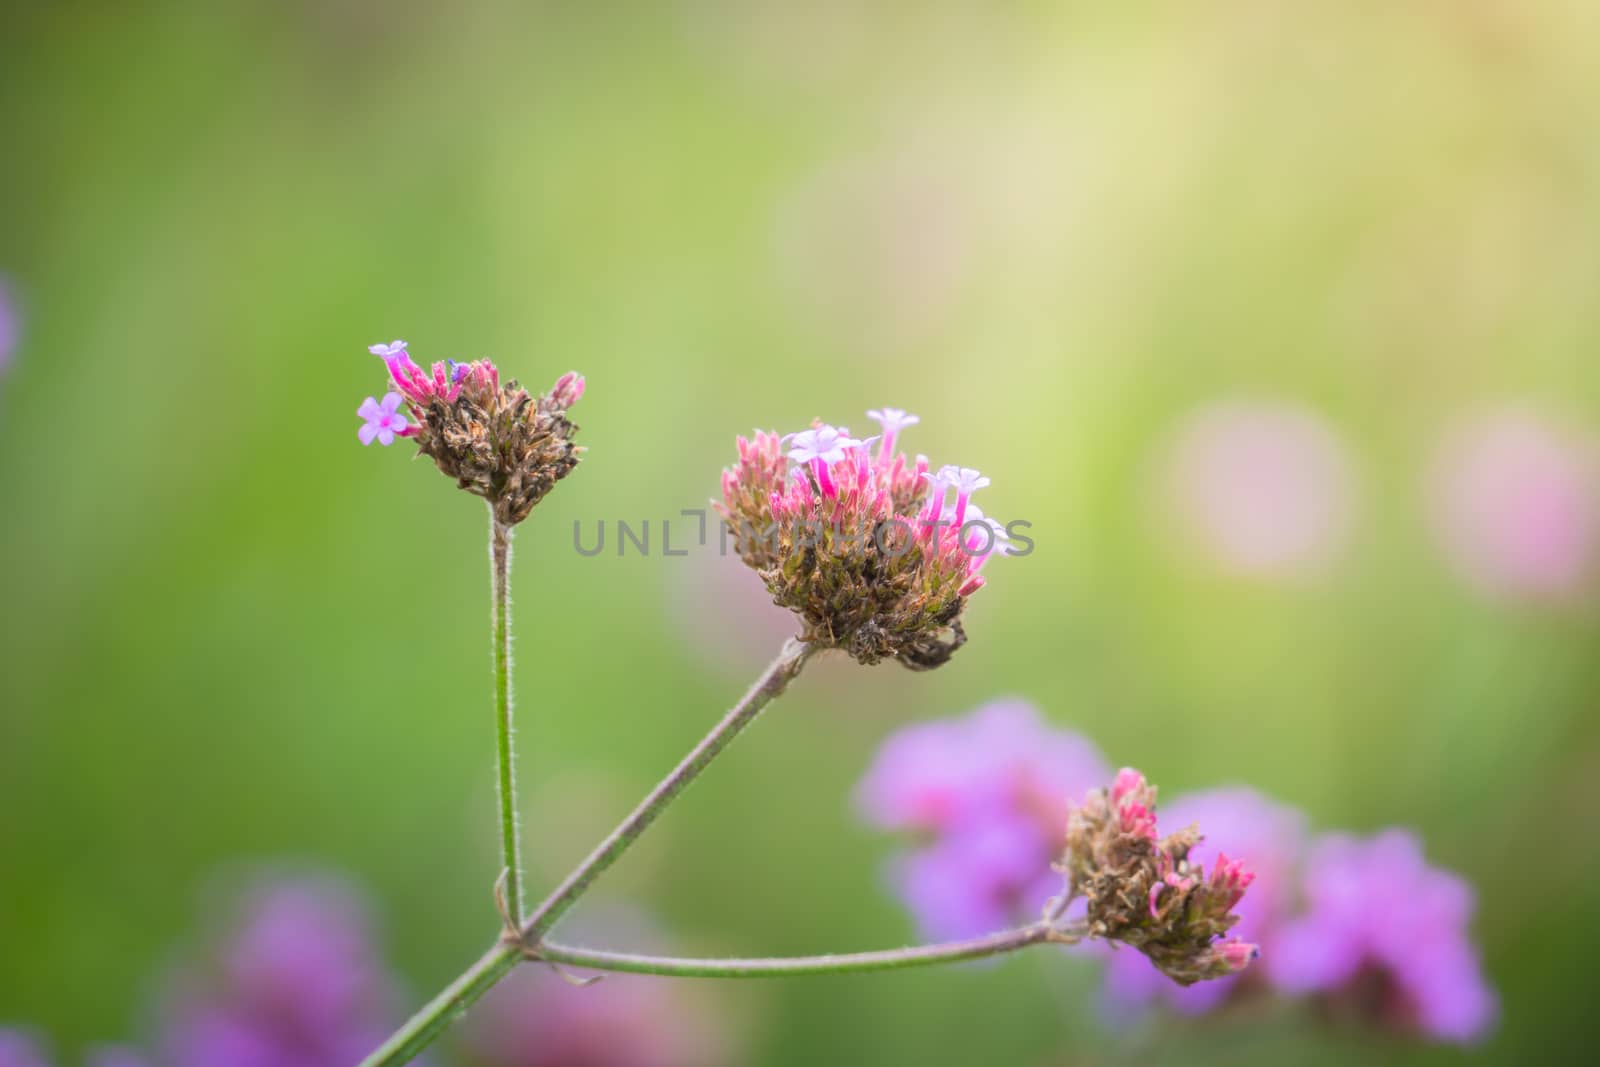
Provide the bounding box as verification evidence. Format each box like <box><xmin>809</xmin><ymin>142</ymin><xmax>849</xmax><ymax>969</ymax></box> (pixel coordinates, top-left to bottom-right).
<box><xmin>1162</xmin><ymin>400</ymin><xmax>1356</xmax><ymax>578</ymax></box>
<box><xmin>1430</xmin><ymin>411</ymin><xmax>1600</xmax><ymax>602</ymax></box>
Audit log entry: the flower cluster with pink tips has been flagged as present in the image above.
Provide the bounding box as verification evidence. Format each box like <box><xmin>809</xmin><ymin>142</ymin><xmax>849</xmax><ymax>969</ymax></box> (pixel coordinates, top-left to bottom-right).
<box><xmin>858</xmin><ymin>701</ymin><xmax>1497</xmax><ymax>1043</ymax></box>
<box><xmin>717</xmin><ymin>409</ymin><xmax>1012</xmax><ymax>669</ymax></box>
<box><xmin>358</xmin><ymin>340</ymin><xmax>586</xmax><ymax>526</ymax></box>
<box><xmin>1062</xmin><ymin>767</ymin><xmax>1263</xmax><ymax>986</ymax></box>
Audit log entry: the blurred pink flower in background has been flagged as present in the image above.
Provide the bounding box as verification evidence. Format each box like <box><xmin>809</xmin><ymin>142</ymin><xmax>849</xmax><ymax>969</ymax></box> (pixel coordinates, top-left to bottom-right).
<box><xmin>159</xmin><ymin>874</ymin><xmax>422</xmax><ymax>1067</ymax></box>
<box><xmin>463</xmin><ymin>910</ymin><xmax>732</xmax><ymax>1067</ymax></box>
<box><xmin>1161</xmin><ymin>400</ymin><xmax>1356</xmax><ymax>578</ymax></box>
<box><xmin>1430</xmin><ymin>411</ymin><xmax>1600</xmax><ymax>602</ymax></box>
<box><xmin>856</xmin><ymin>701</ymin><xmax>1109</xmax><ymax>940</ymax></box>
<box><xmin>0</xmin><ymin>1031</ymin><xmax>50</xmax><ymax>1067</ymax></box>
<box><xmin>1268</xmin><ymin>829</ymin><xmax>1497</xmax><ymax>1044</ymax></box>
<box><xmin>0</xmin><ymin>277</ymin><xmax>19</xmax><ymax>378</ymax></box>
<box><xmin>1100</xmin><ymin>788</ymin><xmax>1306</xmax><ymax>1017</ymax></box>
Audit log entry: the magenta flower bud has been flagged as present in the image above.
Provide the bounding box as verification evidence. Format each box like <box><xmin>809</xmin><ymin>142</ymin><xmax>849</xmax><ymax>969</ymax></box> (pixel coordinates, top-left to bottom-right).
<box><xmin>718</xmin><ymin>410</ymin><xmax>1008</xmax><ymax>669</ymax></box>
<box><xmin>1110</xmin><ymin>767</ymin><xmax>1146</xmax><ymax>803</ymax></box>
<box><xmin>1217</xmin><ymin>938</ymin><xmax>1260</xmax><ymax>971</ymax></box>
<box><xmin>550</xmin><ymin>370</ymin><xmax>586</xmax><ymax>409</ymax></box>
<box><xmin>1207</xmin><ymin>852</ymin><xmax>1256</xmax><ymax>911</ymax></box>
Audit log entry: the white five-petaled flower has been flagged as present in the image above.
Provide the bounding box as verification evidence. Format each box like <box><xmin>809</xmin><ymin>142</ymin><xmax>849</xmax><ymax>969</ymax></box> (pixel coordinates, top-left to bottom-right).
<box><xmin>785</xmin><ymin>425</ymin><xmax>861</xmax><ymax>465</ymax></box>
<box><xmin>867</xmin><ymin>408</ymin><xmax>920</xmax><ymax>435</ymax></box>
<box><xmin>368</xmin><ymin>339</ymin><xmax>408</xmax><ymax>359</ymax></box>
<box><xmin>923</xmin><ymin>465</ymin><xmax>990</xmax><ymax>495</ymax></box>
<box><xmin>357</xmin><ymin>391</ymin><xmax>409</xmax><ymax>446</ymax></box>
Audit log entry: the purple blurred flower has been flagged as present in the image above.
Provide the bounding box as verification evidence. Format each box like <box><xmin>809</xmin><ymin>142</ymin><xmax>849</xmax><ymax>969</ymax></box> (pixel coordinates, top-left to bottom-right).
<box><xmin>0</xmin><ymin>1030</ymin><xmax>51</xmax><ymax>1067</ymax></box>
<box><xmin>856</xmin><ymin>701</ymin><xmax>1110</xmax><ymax>940</ymax></box>
<box><xmin>160</xmin><ymin>875</ymin><xmax>420</xmax><ymax>1067</ymax></box>
<box><xmin>0</xmin><ymin>278</ymin><xmax>18</xmax><ymax>376</ymax></box>
<box><xmin>464</xmin><ymin>962</ymin><xmax>729</xmax><ymax>1067</ymax></box>
<box><xmin>1162</xmin><ymin>400</ymin><xmax>1356</xmax><ymax>578</ymax></box>
<box><xmin>1100</xmin><ymin>788</ymin><xmax>1306</xmax><ymax>1016</ymax></box>
<box><xmin>1431</xmin><ymin>411</ymin><xmax>1600</xmax><ymax>601</ymax></box>
<box><xmin>1268</xmin><ymin>829</ymin><xmax>1497</xmax><ymax>1044</ymax></box>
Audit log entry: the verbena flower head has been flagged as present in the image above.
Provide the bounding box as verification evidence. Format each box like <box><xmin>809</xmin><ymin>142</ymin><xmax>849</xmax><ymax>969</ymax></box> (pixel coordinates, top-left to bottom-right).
<box><xmin>1268</xmin><ymin>829</ymin><xmax>1497</xmax><ymax>1044</ymax></box>
<box><xmin>717</xmin><ymin>409</ymin><xmax>1006</xmax><ymax>669</ymax></box>
<box><xmin>160</xmin><ymin>875</ymin><xmax>422</xmax><ymax>1067</ymax></box>
<box><xmin>1060</xmin><ymin>769</ymin><xmax>1262</xmax><ymax>986</ymax></box>
<box><xmin>1101</xmin><ymin>788</ymin><xmax>1306</xmax><ymax>1015</ymax></box>
<box><xmin>364</xmin><ymin>340</ymin><xmax>584</xmax><ymax>526</ymax></box>
<box><xmin>856</xmin><ymin>701</ymin><xmax>1110</xmax><ymax>940</ymax></box>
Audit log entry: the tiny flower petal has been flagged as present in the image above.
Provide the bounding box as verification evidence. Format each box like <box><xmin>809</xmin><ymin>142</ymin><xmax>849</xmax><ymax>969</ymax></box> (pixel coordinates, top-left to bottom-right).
<box><xmin>867</xmin><ymin>408</ymin><xmax>920</xmax><ymax>434</ymax></box>
<box><xmin>379</xmin><ymin>391</ymin><xmax>403</xmax><ymax>414</ymax></box>
<box><xmin>368</xmin><ymin>340</ymin><xmax>408</xmax><ymax>358</ymax></box>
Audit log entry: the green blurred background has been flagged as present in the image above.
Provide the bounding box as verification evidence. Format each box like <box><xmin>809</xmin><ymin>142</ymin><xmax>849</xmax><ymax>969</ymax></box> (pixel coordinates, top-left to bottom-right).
<box><xmin>3</xmin><ymin>2</ymin><xmax>1598</xmax><ymax>1064</ymax></box>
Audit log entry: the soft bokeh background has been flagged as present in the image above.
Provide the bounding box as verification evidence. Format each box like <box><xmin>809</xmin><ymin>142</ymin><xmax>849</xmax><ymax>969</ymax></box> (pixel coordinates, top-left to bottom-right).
<box><xmin>4</xmin><ymin>2</ymin><xmax>1598</xmax><ymax>1064</ymax></box>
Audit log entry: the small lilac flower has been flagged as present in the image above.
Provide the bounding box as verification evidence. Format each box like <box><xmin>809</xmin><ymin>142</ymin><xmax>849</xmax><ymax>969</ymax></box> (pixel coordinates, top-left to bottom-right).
<box><xmin>1268</xmin><ymin>829</ymin><xmax>1497</xmax><ymax>1044</ymax></box>
<box><xmin>160</xmin><ymin>875</ymin><xmax>424</xmax><ymax>1067</ymax></box>
<box><xmin>0</xmin><ymin>1030</ymin><xmax>51</xmax><ymax>1067</ymax></box>
<box><xmin>1162</xmin><ymin>400</ymin><xmax>1355</xmax><ymax>578</ymax></box>
<box><xmin>1100</xmin><ymin>788</ymin><xmax>1306</xmax><ymax>1017</ymax></box>
<box><xmin>1430</xmin><ymin>411</ymin><xmax>1599</xmax><ymax>601</ymax></box>
<box><xmin>367</xmin><ymin>339</ymin><xmax>408</xmax><ymax>359</ymax></box>
<box><xmin>357</xmin><ymin>392</ymin><xmax>410</xmax><ymax>446</ymax></box>
<box><xmin>857</xmin><ymin>700</ymin><xmax>1110</xmax><ymax>939</ymax></box>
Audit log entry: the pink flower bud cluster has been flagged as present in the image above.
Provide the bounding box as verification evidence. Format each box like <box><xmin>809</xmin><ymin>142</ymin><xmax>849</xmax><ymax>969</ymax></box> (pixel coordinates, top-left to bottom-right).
<box><xmin>1062</xmin><ymin>768</ymin><xmax>1261</xmax><ymax>985</ymax></box>
<box><xmin>359</xmin><ymin>340</ymin><xmax>586</xmax><ymax>526</ymax></box>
